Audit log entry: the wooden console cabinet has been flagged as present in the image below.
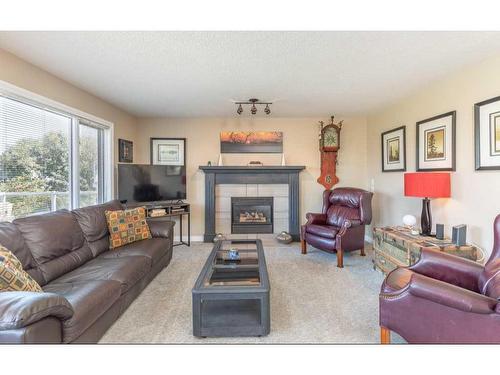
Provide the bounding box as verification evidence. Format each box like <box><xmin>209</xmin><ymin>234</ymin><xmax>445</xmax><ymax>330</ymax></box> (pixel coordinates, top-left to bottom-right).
<box><xmin>372</xmin><ymin>226</ymin><xmax>485</xmax><ymax>275</ymax></box>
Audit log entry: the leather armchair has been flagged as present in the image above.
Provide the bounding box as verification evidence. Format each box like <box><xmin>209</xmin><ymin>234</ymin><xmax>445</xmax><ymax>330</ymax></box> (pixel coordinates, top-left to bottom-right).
<box><xmin>379</xmin><ymin>214</ymin><xmax>500</xmax><ymax>343</ymax></box>
<box><xmin>300</xmin><ymin>187</ymin><xmax>373</xmax><ymax>268</ymax></box>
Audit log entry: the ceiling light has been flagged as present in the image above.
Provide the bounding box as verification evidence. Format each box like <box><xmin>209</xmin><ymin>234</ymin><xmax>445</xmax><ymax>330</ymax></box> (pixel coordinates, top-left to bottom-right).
<box><xmin>234</xmin><ymin>98</ymin><xmax>273</xmax><ymax>115</ymax></box>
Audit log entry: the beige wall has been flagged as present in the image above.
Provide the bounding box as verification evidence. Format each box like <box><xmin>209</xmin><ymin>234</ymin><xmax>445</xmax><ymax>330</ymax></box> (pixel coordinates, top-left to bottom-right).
<box><xmin>0</xmin><ymin>48</ymin><xmax>138</xmax><ymax>168</ymax></box>
<box><xmin>135</xmin><ymin>117</ymin><xmax>368</xmax><ymax>238</ymax></box>
<box><xmin>367</xmin><ymin>54</ymin><xmax>500</xmax><ymax>257</ymax></box>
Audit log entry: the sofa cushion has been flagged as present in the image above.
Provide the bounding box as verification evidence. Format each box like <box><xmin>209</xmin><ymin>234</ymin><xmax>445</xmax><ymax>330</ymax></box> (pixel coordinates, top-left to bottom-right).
<box><xmin>0</xmin><ymin>222</ymin><xmax>44</xmax><ymax>285</ymax></box>
<box><xmin>13</xmin><ymin>210</ymin><xmax>93</xmax><ymax>283</ymax></box>
<box><xmin>52</xmin><ymin>256</ymin><xmax>150</xmax><ymax>294</ymax></box>
<box><xmin>99</xmin><ymin>237</ymin><xmax>170</xmax><ymax>264</ymax></box>
<box><xmin>43</xmin><ymin>280</ymin><xmax>121</xmax><ymax>343</ymax></box>
<box><xmin>105</xmin><ymin>207</ymin><xmax>152</xmax><ymax>249</ymax></box>
<box><xmin>305</xmin><ymin>224</ymin><xmax>338</xmax><ymax>239</ymax></box>
<box><xmin>0</xmin><ymin>245</ymin><xmax>42</xmax><ymax>292</ymax></box>
<box><xmin>73</xmin><ymin>200</ymin><xmax>123</xmax><ymax>257</ymax></box>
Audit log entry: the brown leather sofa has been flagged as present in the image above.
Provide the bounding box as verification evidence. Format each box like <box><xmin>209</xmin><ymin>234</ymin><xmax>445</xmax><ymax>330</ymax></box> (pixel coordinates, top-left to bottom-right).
<box><xmin>300</xmin><ymin>188</ymin><xmax>373</xmax><ymax>267</ymax></box>
<box><xmin>0</xmin><ymin>200</ymin><xmax>174</xmax><ymax>344</ymax></box>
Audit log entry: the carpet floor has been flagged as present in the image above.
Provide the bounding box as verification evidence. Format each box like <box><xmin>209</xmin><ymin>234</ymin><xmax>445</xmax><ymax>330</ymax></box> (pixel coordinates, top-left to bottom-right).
<box><xmin>100</xmin><ymin>240</ymin><xmax>404</xmax><ymax>344</ymax></box>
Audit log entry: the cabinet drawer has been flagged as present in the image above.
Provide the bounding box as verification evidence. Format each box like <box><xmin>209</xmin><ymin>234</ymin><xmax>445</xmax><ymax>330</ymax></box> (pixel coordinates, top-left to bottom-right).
<box><xmin>374</xmin><ymin>239</ymin><xmax>409</xmax><ymax>265</ymax></box>
<box><xmin>373</xmin><ymin>251</ymin><xmax>400</xmax><ymax>274</ymax></box>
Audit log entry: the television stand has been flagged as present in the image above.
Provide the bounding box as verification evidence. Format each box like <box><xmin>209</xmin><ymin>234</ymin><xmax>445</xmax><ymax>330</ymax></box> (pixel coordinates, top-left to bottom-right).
<box><xmin>125</xmin><ymin>201</ymin><xmax>190</xmax><ymax>247</ymax></box>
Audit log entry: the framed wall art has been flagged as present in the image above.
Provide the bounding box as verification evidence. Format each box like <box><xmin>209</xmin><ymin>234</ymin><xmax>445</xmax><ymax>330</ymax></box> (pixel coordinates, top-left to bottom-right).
<box><xmin>220</xmin><ymin>131</ymin><xmax>283</xmax><ymax>153</ymax></box>
<box><xmin>416</xmin><ymin>111</ymin><xmax>456</xmax><ymax>171</ymax></box>
<box><xmin>474</xmin><ymin>95</ymin><xmax>500</xmax><ymax>170</ymax></box>
<box><xmin>381</xmin><ymin>126</ymin><xmax>406</xmax><ymax>172</ymax></box>
<box><xmin>118</xmin><ymin>139</ymin><xmax>133</xmax><ymax>163</ymax></box>
<box><xmin>150</xmin><ymin>138</ymin><xmax>186</xmax><ymax>166</ymax></box>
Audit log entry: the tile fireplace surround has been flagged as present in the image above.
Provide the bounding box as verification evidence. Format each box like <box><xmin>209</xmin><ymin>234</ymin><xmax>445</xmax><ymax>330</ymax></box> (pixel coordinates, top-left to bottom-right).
<box><xmin>199</xmin><ymin>166</ymin><xmax>305</xmax><ymax>242</ymax></box>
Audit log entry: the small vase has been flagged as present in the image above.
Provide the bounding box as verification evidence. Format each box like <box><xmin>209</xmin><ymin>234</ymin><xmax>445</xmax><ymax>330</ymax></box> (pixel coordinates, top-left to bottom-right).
<box><xmin>281</xmin><ymin>153</ymin><xmax>286</xmax><ymax>166</ymax></box>
<box><xmin>218</xmin><ymin>154</ymin><xmax>223</xmax><ymax>166</ymax></box>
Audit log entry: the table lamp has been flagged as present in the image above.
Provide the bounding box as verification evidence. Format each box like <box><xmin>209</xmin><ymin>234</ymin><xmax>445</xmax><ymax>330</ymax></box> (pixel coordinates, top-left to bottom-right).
<box><xmin>404</xmin><ymin>173</ymin><xmax>450</xmax><ymax>236</ymax></box>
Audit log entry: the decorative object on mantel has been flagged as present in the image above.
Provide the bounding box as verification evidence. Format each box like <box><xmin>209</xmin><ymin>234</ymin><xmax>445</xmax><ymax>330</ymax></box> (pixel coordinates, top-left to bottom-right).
<box><xmin>404</xmin><ymin>172</ymin><xmax>451</xmax><ymax>236</ymax></box>
<box><xmin>317</xmin><ymin>115</ymin><xmax>342</xmax><ymax>190</ymax></box>
<box><xmin>150</xmin><ymin>137</ymin><xmax>186</xmax><ymax>166</ymax></box>
<box><xmin>474</xmin><ymin>95</ymin><xmax>500</xmax><ymax>170</ymax></box>
<box><xmin>118</xmin><ymin>139</ymin><xmax>133</xmax><ymax>163</ymax></box>
<box><xmin>248</xmin><ymin>161</ymin><xmax>263</xmax><ymax>166</ymax></box>
<box><xmin>220</xmin><ymin>131</ymin><xmax>283</xmax><ymax>153</ymax></box>
<box><xmin>276</xmin><ymin>231</ymin><xmax>292</xmax><ymax>244</ymax></box>
<box><xmin>416</xmin><ymin>111</ymin><xmax>456</xmax><ymax>171</ymax></box>
<box><xmin>281</xmin><ymin>153</ymin><xmax>286</xmax><ymax>166</ymax></box>
<box><xmin>402</xmin><ymin>214</ymin><xmax>418</xmax><ymax>235</ymax></box>
<box><xmin>381</xmin><ymin>126</ymin><xmax>406</xmax><ymax>172</ymax></box>
<box><xmin>217</xmin><ymin>154</ymin><xmax>223</xmax><ymax>166</ymax></box>
<box><xmin>235</xmin><ymin>98</ymin><xmax>272</xmax><ymax>115</ymax></box>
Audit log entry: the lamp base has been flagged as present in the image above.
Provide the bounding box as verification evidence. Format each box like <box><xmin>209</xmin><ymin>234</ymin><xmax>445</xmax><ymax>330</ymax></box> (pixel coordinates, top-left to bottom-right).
<box><xmin>420</xmin><ymin>198</ymin><xmax>432</xmax><ymax>236</ymax></box>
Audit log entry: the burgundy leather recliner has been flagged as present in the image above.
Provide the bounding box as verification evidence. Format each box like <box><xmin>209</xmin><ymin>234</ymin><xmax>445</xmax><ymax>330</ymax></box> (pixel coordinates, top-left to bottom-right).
<box><xmin>300</xmin><ymin>187</ymin><xmax>373</xmax><ymax>268</ymax></box>
<box><xmin>379</xmin><ymin>214</ymin><xmax>500</xmax><ymax>344</ymax></box>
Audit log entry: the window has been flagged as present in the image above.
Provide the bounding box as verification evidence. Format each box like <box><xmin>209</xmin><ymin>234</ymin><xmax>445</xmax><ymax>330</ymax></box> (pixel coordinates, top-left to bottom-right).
<box><xmin>0</xmin><ymin>88</ymin><xmax>112</xmax><ymax>221</ymax></box>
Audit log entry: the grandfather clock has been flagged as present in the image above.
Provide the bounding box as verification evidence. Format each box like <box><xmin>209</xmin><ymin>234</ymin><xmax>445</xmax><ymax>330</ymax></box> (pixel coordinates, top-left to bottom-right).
<box><xmin>317</xmin><ymin>116</ymin><xmax>342</xmax><ymax>190</ymax></box>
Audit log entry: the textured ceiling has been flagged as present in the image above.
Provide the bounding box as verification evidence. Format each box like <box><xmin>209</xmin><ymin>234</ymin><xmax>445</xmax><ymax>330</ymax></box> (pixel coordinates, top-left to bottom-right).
<box><xmin>1</xmin><ymin>31</ymin><xmax>500</xmax><ymax>117</ymax></box>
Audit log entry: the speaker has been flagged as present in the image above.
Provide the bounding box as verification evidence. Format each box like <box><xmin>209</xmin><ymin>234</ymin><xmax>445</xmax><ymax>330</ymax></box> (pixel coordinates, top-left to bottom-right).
<box><xmin>435</xmin><ymin>224</ymin><xmax>444</xmax><ymax>240</ymax></box>
<box><xmin>452</xmin><ymin>225</ymin><xmax>467</xmax><ymax>246</ymax></box>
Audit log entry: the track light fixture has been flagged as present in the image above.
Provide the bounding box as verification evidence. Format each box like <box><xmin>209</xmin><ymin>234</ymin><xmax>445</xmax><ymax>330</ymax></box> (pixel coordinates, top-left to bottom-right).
<box><xmin>235</xmin><ymin>98</ymin><xmax>272</xmax><ymax>115</ymax></box>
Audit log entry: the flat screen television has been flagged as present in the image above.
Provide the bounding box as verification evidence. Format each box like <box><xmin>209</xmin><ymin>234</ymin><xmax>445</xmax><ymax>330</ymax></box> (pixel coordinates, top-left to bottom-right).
<box><xmin>118</xmin><ymin>164</ymin><xmax>186</xmax><ymax>203</ymax></box>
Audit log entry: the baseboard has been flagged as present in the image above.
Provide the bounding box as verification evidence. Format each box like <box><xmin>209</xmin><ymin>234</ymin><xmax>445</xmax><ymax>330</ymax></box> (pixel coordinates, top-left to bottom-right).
<box><xmin>173</xmin><ymin>235</ymin><xmax>203</xmax><ymax>242</ymax></box>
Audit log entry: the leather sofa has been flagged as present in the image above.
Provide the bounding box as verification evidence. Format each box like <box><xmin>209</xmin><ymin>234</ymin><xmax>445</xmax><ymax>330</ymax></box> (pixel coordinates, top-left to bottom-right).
<box><xmin>300</xmin><ymin>188</ymin><xmax>373</xmax><ymax>268</ymax></box>
<box><xmin>0</xmin><ymin>200</ymin><xmax>174</xmax><ymax>344</ymax></box>
<box><xmin>379</xmin><ymin>214</ymin><xmax>500</xmax><ymax>343</ymax></box>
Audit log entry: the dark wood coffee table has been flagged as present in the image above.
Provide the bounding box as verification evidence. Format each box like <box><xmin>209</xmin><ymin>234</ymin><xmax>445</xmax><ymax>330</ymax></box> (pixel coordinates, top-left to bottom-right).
<box><xmin>192</xmin><ymin>239</ymin><xmax>270</xmax><ymax>337</ymax></box>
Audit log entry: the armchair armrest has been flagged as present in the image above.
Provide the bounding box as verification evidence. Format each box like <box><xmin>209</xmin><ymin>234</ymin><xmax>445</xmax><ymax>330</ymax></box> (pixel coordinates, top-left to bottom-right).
<box><xmin>0</xmin><ymin>292</ymin><xmax>73</xmax><ymax>330</ymax></box>
<box><xmin>305</xmin><ymin>213</ymin><xmax>327</xmax><ymax>225</ymax></box>
<box><xmin>408</xmin><ymin>273</ymin><xmax>497</xmax><ymax>314</ymax></box>
<box><xmin>146</xmin><ymin>218</ymin><xmax>175</xmax><ymax>238</ymax></box>
<box><xmin>410</xmin><ymin>248</ymin><xmax>484</xmax><ymax>292</ymax></box>
<box><xmin>337</xmin><ymin>219</ymin><xmax>362</xmax><ymax>236</ymax></box>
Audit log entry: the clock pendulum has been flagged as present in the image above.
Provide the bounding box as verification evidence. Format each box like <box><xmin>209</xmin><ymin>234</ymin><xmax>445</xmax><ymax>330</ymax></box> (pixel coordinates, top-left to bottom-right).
<box><xmin>317</xmin><ymin>116</ymin><xmax>343</xmax><ymax>190</ymax></box>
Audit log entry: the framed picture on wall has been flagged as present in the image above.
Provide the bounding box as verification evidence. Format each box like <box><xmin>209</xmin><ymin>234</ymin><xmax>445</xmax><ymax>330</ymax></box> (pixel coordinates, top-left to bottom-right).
<box><xmin>474</xmin><ymin>95</ymin><xmax>500</xmax><ymax>170</ymax></box>
<box><xmin>416</xmin><ymin>111</ymin><xmax>456</xmax><ymax>171</ymax></box>
<box><xmin>118</xmin><ymin>139</ymin><xmax>133</xmax><ymax>163</ymax></box>
<box><xmin>150</xmin><ymin>138</ymin><xmax>186</xmax><ymax>166</ymax></box>
<box><xmin>381</xmin><ymin>126</ymin><xmax>406</xmax><ymax>172</ymax></box>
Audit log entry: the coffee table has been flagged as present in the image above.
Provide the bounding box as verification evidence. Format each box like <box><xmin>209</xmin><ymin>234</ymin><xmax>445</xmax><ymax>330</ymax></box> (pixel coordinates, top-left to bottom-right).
<box><xmin>192</xmin><ymin>239</ymin><xmax>270</xmax><ymax>337</ymax></box>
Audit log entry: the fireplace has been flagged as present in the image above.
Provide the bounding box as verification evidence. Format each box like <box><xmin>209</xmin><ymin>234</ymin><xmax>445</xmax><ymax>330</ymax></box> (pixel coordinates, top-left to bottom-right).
<box><xmin>231</xmin><ymin>197</ymin><xmax>273</xmax><ymax>234</ymax></box>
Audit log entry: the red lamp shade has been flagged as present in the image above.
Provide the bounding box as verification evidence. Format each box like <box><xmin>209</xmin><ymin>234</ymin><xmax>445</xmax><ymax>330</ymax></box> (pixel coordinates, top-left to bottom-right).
<box><xmin>404</xmin><ymin>173</ymin><xmax>451</xmax><ymax>198</ymax></box>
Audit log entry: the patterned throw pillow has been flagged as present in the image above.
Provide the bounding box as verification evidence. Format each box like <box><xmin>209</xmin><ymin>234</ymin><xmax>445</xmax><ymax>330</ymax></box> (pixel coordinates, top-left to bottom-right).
<box><xmin>105</xmin><ymin>207</ymin><xmax>152</xmax><ymax>249</ymax></box>
<box><xmin>0</xmin><ymin>245</ymin><xmax>43</xmax><ymax>292</ymax></box>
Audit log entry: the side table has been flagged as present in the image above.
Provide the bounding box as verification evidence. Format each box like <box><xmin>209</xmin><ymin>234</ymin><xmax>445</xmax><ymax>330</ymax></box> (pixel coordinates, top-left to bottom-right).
<box><xmin>372</xmin><ymin>226</ymin><xmax>485</xmax><ymax>275</ymax></box>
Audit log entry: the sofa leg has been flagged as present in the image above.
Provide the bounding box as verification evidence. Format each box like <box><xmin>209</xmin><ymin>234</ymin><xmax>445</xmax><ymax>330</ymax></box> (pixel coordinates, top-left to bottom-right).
<box><xmin>360</xmin><ymin>247</ymin><xmax>366</xmax><ymax>256</ymax></box>
<box><xmin>301</xmin><ymin>240</ymin><xmax>307</xmax><ymax>255</ymax></box>
<box><xmin>380</xmin><ymin>326</ymin><xmax>391</xmax><ymax>344</ymax></box>
<box><xmin>337</xmin><ymin>248</ymin><xmax>344</xmax><ymax>268</ymax></box>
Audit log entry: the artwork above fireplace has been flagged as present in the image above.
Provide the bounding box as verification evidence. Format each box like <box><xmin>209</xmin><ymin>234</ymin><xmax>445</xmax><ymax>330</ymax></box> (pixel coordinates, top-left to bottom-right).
<box><xmin>231</xmin><ymin>197</ymin><xmax>273</xmax><ymax>234</ymax></box>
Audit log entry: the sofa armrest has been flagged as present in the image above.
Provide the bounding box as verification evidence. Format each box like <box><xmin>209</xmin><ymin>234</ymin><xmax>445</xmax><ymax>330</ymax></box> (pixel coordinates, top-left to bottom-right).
<box><xmin>146</xmin><ymin>218</ymin><xmax>175</xmax><ymax>239</ymax></box>
<box><xmin>0</xmin><ymin>292</ymin><xmax>73</xmax><ymax>330</ymax></box>
<box><xmin>305</xmin><ymin>213</ymin><xmax>327</xmax><ymax>225</ymax></box>
<box><xmin>410</xmin><ymin>248</ymin><xmax>484</xmax><ymax>292</ymax></box>
<box><xmin>408</xmin><ymin>273</ymin><xmax>497</xmax><ymax>314</ymax></box>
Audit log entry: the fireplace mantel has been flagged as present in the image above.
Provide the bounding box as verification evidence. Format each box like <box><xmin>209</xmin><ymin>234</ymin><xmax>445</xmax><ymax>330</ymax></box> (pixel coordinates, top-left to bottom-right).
<box><xmin>199</xmin><ymin>165</ymin><xmax>305</xmax><ymax>242</ymax></box>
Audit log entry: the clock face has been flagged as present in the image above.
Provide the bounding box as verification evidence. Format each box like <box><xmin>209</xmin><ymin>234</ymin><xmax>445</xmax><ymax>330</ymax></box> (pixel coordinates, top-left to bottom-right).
<box><xmin>324</xmin><ymin>127</ymin><xmax>339</xmax><ymax>148</ymax></box>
